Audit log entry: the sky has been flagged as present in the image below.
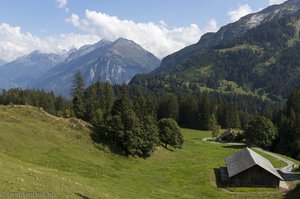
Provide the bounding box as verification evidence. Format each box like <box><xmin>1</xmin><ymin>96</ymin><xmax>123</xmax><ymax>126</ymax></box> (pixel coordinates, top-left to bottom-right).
<box><xmin>0</xmin><ymin>0</ymin><xmax>287</xmax><ymax>62</ymax></box>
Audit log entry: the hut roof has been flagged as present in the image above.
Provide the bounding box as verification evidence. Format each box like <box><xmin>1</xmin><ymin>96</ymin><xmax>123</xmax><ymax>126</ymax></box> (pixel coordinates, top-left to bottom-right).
<box><xmin>219</xmin><ymin>131</ymin><xmax>232</xmax><ymax>139</ymax></box>
<box><xmin>225</xmin><ymin>148</ymin><xmax>283</xmax><ymax>180</ymax></box>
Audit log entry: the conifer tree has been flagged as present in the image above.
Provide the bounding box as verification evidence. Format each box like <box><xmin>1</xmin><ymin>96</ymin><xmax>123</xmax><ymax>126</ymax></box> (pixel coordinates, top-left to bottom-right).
<box><xmin>71</xmin><ymin>71</ymin><xmax>86</xmax><ymax>119</ymax></box>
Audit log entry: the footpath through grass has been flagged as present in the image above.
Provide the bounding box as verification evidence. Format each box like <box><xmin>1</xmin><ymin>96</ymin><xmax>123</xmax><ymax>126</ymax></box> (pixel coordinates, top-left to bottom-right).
<box><xmin>0</xmin><ymin>105</ymin><xmax>297</xmax><ymax>198</ymax></box>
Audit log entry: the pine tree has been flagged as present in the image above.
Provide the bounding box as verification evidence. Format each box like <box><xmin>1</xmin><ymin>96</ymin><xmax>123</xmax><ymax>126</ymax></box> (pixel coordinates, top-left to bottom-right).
<box><xmin>71</xmin><ymin>71</ymin><xmax>86</xmax><ymax>119</ymax></box>
<box><xmin>72</xmin><ymin>93</ymin><xmax>86</xmax><ymax>119</ymax></box>
<box><xmin>91</xmin><ymin>109</ymin><xmax>104</xmax><ymax>129</ymax></box>
<box><xmin>208</xmin><ymin>113</ymin><xmax>221</xmax><ymax>138</ymax></box>
<box><xmin>198</xmin><ymin>94</ymin><xmax>212</xmax><ymax>130</ymax></box>
<box><xmin>106</xmin><ymin>85</ymin><xmax>159</xmax><ymax>157</ymax></box>
<box><xmin>71</xmin><ymin>70</ymin><xmax>85</xmax><ymax>97</ymax></box>
<box><xmin>85</xmin><ymin>86</ymin><xmax>97</xmax><ymax>121</ymax></box>
<box><xmin>157</xmin><ymin>94</ymin><xmax>179</xmax><ymax>122</ymax></box>
<box><xmin>103</xmin><ymin>82</ymin><xmax>115</xmax><ymax>119</ymax></box>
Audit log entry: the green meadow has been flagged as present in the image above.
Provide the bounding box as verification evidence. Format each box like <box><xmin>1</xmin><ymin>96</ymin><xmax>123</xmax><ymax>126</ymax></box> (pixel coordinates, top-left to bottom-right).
<box><xmin>0</xmin><ymin>105</ymin><xmax>298</xmax><ymax>198</ymax></box>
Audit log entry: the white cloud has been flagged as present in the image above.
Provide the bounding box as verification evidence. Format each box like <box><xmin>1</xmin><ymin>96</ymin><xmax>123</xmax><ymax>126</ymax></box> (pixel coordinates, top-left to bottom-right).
<box><xmin>56</xmin><ymin>0</ymin><xmax>68</xmax><ymax>8</ymax></box>
<box><xmin>0</xmin><ymin>23</ymin><xmax>99</xmax><ymax>62</ymax></box>
<box><xmin>66</xmin><ymin>10</ymin><xmax>219</xmax><ymax>58</ymax></box>
<box><xmin>65</xmin><ymin>14</ymin><xmax>80</xmax><ymax>27</ymax></box>
<box><xmin>269</xmin><ymin>0</ymin><xmax>286</xmax><ymax>5</ymax></box>
<box><xmin>0</xmin><ymin>11</ymin><xmax>219</xmax><ymax>62</ymax></box>
<box><xmin>228</xmin><ymin>4</ymin><xmax>253</xmax><ymax>22</ymax></box>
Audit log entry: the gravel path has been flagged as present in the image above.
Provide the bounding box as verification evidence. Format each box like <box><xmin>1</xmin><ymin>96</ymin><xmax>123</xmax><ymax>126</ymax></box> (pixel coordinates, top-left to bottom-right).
<box><xmin>253</xmin><ymin>147</ymin><xmax>300</xmax><ymax>181</ymax></box>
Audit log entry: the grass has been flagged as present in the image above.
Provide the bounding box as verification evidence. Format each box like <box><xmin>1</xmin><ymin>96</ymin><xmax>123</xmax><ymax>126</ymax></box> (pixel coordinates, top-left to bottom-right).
<box><xmin>218</xmin><ymin>44</ymin><xmax>264</xmax><ymax>53</ymax></box>
<box><xmin>0</xmin><ymin>105</ymin><xmax>298</xmax><ymax>198</ymax></box>
<box><xmin>252</xmin><ymin>149</ymin><xmax>288</xmax><ymax>168</ymax></box>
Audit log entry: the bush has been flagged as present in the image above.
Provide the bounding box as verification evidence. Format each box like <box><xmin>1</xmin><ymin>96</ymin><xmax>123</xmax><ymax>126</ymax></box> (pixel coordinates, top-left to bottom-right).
<box><xmin>245</xmin><ymin>116</ymin><xmax>277</xmax><ymax>148</ymax></box>
<box><xmin>158</xmin><ymin>118</ymin><xmax>184</xmax><ymax>149</ymax></box>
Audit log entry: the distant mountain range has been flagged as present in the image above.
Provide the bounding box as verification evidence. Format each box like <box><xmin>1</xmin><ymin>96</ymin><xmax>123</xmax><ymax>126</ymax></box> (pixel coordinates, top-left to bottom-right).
<box><xmin>0</xmin><ymin>51</ymin><xmax>64</xmax><ymax>89</ymax></box>
<box><xmin>33</xmin><ymin>38</ymin><xmax>160</xmax><ymax>96</ymax></box>
<box><xmin>0</xmin><ymin>38</ymin><xmax>160</xmax><ymax>97</ymax></box>
<box><xmin>131</xmin><ymin>0</ymin><xmax>300</xmax><ymax>101</ymax></box>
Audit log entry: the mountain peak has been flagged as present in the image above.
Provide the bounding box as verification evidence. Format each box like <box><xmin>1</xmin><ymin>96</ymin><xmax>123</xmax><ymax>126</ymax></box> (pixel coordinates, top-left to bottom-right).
<box><xmin>30</xmin><ymin>50</ymin><xmax>42</xmax><ymax>55</ymax></box>
<box><xmin>115</xmin><ymin>37</ymin><xmax>131</xmax><ymax>42</ymax></box>
<box><xmin>33</xmin><ymin>37</ymin><xmax>160</xmax><ymax>97</ymax></box>
<box><xmin>0</xmin><ymin>50</ymin><xmax>64</xmax><ymax>89</ymax></box>
<box><xmin>111</xmin><ymin>38</ymin><xmax>144</xmax><ymax>53</ymax></box>
<box><xmin>113</xmin><ymin>38</ymin><xmax>137</xmax><ymax>46</ymax></box>
<box><xmin>93</xmin><ymin>39</ymin><xmax>112</xmax><ymax>49</ymax></box>
<box><xmin>239</xmin><ymin>0</ymin><xmax>300</xmax><ymax>29</ymax></box>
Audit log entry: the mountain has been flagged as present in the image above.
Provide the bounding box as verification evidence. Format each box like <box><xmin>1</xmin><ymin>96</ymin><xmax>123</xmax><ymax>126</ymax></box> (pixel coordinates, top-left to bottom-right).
<box><xmin>0</xmin><ymin>51</ymin><xmax>64</xmax><ymax>89</ymax></box>
<box><xmin>155</xmin><ymin>0</ymin><xmax>300</xmax><ymax>74</ymax></box>
<box><xmin>131</xmin><ymin>0</ymin><xmax>300</xmax><ymax>101</ymax></box>
<box><xmin>34</xmin><ymin>38</ymin><xmax>160</xmax><ymax>97</ymax></box>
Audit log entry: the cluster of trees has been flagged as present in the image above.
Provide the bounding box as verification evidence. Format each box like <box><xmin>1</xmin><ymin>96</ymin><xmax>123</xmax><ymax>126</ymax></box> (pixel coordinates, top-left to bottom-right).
<box><xmin>0</xmin><ymin>88</ymin><xmax>72</xmax><ymax>117</ymax></box>
<box><xmin>242</xmin><ymin>86</ymin><xmax>300</xmax><ymax>160</ymax></box>
<box><xmin>71</xmin><ymin>71</ymin><xmax>184</xmax><ymax>157</ymax></box>
<box><xmin>159</xmin><ymin>93</ymin><xmax>245</xmax><ymax>130</ymax></box>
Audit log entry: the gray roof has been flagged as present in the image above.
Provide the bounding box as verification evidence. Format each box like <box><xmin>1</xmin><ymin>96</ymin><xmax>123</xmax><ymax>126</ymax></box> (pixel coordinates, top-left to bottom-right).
<box><xmin>225</xmin><ymin>147</ymin><xmax>283</xmax><ymax>180</ymax></box>
<box><xmin>219</xmin><ymin>131</ymin><xmax>232</xmax><ymax>139</ymax></box>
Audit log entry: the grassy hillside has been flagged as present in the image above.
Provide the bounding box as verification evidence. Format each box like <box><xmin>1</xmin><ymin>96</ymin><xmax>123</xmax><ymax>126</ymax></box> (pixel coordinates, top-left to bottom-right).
<box><xmin>0</xmin><ymin>105</ymin><xmax>298</xmax><ymax>198</ymax></box>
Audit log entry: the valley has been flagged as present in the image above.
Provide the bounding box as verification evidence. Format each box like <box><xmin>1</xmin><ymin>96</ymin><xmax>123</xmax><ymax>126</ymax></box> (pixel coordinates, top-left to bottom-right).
<box><xmin>0</xmin><ymin>105</ymin><xmax>299</xmax><ymax>199</ymax></box>
<box><xmin>1</xmin><ymin>0</ymin><xmax>300</xmax><ymax>198</ymax></box>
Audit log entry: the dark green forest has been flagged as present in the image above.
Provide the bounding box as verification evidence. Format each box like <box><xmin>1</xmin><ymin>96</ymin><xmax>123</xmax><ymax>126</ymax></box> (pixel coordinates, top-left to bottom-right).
<box><xmin>1</xmin><ymin>70</ymin><xmax>299</xmax><ymax>159</ymax></box>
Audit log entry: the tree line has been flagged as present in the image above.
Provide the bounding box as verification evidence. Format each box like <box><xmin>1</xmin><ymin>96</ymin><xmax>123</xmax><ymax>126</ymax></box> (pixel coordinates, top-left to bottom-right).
<box><xmin>0</xmin><ymin>88</ymin><xmax>72</xmax><ymax>117</ymax></box>
<box><xmin>1</xmin><ymin>71</ymin><xmax>299</xmax><ymax>159</ymax></box>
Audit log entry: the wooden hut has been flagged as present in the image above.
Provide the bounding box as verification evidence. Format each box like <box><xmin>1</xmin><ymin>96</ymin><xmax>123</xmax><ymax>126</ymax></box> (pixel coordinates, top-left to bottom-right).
<box><xmin>219</xmin><ymin>128</ymin><xmax>234</xmax><ymax>142</ymax></box>
<box><xmin>225</xmin><ymin>148</ymin><xmax>283</xmax><ymax>187</ymax></box>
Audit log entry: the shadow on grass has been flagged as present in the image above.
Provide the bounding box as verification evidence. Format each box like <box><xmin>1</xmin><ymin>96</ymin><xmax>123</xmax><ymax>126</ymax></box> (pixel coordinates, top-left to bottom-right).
<box><xmin>293</xmin><ymin>168</ymin><xmax>300</xmax><ymax>172</ymax></box>
<box><xmin>161</xmin><ymin>144</ymin><xmax>174</xmax><ymax>151</ymax></box>
<box><xmin>90</xmin><ymin>127</ymin><xmax>155</xmax><ymax>158</ymax></box>
<box><xmin>279</xmin><ymin>170</ymin><xmax>300</xmax><ymax>181</ymax></box>
<box><xmin>75</xmin><ymin>193</ymin><xmax>90</xmax><ymax>199</ymax></box>
<box><xmin>214</xmin><ymin>168</ymin><xmax>228</xmax><ymax>188</ymax></box>
<box><xmin>283</xmin><ymin>183</ymin><xmax>300</xmax><ymax>199</ymax></box>
<box><xmin>89</xmin><ymin>127</ymin><xmax>127</xmax><ymax>157</ymax></box>
<box><xmin>222</xmin><ymin>144</ymin><xmax>246</xmax><ymax>149</ymax></box>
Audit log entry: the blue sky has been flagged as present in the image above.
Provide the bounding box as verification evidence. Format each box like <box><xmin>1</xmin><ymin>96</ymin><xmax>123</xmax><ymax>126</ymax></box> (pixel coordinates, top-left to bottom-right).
<box><xmin>0</xmin><ymin>0</ymin><xmax>286</xmax><ymax>61</ymax></box>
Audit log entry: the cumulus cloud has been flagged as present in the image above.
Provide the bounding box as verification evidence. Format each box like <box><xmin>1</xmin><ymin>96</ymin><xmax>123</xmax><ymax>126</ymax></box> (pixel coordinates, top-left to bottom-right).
<box><xmin>65</xmin><ymin>10</ymin><xmax>219</xmax><ymax>58</ymax></box>
<box><xmin>65</xmin><ymin>14</ymin><xmax>80</xmax><ymax>27</ymax></box>
<box><xmin>269</xmin><ymin>0</ymin><xmax>286</xmax><ymax>5</ymax></box>
<box><xmin>0</xmin><ymin>23</ymin><xmax>99</xmax><ymax>62</ymax></box>
<box><xmin>228</xmin><ymin>4</ymin><xmax>253</xmax><ymax>22</ymax></box>
<box><xmin>56</xmin><ymin>0</ymin><xmax>68</xmax><ymax>8</ymax></box>
<box><xmin>0</xmin><ymin>11</ymin><xmax>219</xmax><ymax>62</ymax></box>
